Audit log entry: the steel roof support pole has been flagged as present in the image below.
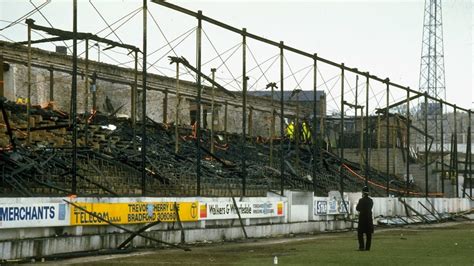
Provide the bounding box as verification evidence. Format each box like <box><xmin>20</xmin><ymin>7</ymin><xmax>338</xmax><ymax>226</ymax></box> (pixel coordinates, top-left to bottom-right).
<box><xmin>365</xmin><ymin>74</ymin><xmax>370</xmax><ymax>185</ymax></box>
<box><xmin>84</xmin><ymin>39</ymin><xmax>89</xmax><ymax>146</ymax></box>
<box><xmin>440</xmin><ymin>101</ymin><xmax>444</xmax><ymax>195</ymax></box>
<box><xmin>406</xmin><ymin>89</ymin><xmax>411</xmax><ymax>195</ymax></box>
<box><xmin>469</xmin><ymin>111</ymin><xmax>472</xmax><ymax>198</ymax></box>
<box><xmin>386</xmin><ymin>79</ymin><xmax>390</xmax><ymax>196</ymax></box>
<box><xmin>279</xmin><ymin>41</ymin><xmax>285</xmax><ymax>196</ymax></box>
<box><xmin>424</xmin><ymin>93</ymin><xmax>428</xmax><ymax>197</ymax></box>
<box><xmin>27</xmin><ymin>20</ymin><xmax>32</xmax><ymax>146</ymax></box>
<box><xmin>454</xmin><ymin>105</ymin><xmax>458</xmax><ymax>197</ymax></box>
<box><xmin>71</xmin><ymin>0</ymin><xmax>78</xmax><ymax>194</ymax></box>
<box><xmin>141</xmin><ymin>0</ymin><xmax>148</xmax><ymax>196</ymax></box>
<box><xmin>340</xmin><ymin>64</ymin><xmax>345</xmax><ymax>196</ymax></box>
<box><xmin>312</xmin><ymin>54</ymin><xmax>318</xmax><ymax>194</ymax></box>
<box><xmin>210</xmin><ymin>68</ymin><xmax>216</xmax><ymax>154</ymax></box>
<box><xmin>195</xmin><ymin>10</ymin><xmax>203</xmax><ymax>196</ymax></box>
<box><xmin>132</xmin><ymin>50</ymin><xmax>138</xmax><ymax>150</ymax></box>
<box><xmin>175</xmin><ymin>62</ymin><xmax>180</xmax><ymax>153</ymax></box>
<box><xmin>241</xmin><ymin>28</ymin><xmax>247</xmax><ymax>196</ymax></box>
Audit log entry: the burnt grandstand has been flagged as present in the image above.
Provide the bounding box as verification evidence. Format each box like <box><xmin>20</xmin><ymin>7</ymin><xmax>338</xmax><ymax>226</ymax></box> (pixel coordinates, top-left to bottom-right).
<box><xmin>0</xmin><ymin>99</ymin><xmax>420</xmax><ymax>197</ymax></box>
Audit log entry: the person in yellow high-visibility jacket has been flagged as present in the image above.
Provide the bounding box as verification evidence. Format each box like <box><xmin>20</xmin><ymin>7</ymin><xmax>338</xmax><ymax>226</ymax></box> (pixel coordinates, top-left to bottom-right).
<box><xmin>302</xmin><ymin>121</ymin><xmax>311</xmax><ymax>143</ymax></box>
<box><xmin>286</xmin><ymin>121</ymin><xmax>295</xmax><ymax>141</ymax></box>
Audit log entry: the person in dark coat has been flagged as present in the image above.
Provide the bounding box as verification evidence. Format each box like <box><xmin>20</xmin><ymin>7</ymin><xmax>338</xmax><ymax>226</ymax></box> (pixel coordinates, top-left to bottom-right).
<box><xmin>356</xmin><ymin>186</ymin><xmax>374</xmax><ymax>251</ymax></box>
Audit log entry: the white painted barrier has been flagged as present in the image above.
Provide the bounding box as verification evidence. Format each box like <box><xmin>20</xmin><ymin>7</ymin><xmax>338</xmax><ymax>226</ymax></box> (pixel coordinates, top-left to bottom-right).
<box><xmin>0</xmin><ymin>192</ymin><xmax>471</xmax><ymax>260</ymax></box>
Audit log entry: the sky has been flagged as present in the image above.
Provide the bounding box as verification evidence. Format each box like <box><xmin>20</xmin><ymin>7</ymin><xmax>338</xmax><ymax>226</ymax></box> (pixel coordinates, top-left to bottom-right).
<box><xmin>0</xmin><ymin>0</ymin><xmax>472</xmax><ymax>112</ymax></box>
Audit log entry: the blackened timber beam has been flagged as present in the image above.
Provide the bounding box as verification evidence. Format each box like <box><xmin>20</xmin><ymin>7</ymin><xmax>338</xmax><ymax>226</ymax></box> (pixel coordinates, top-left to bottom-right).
<box><xmin>117</xmin><ymin>220</ymin><xmax>161</xmax><ymax>249</ymax></box>
<box><xmin>151</xmin><ymin>0</ymin><xmax>471</xmax><ymax>113</ymax></box>
<box><xmin>375</xmin><ymin>93</ymin><xmax>422</xmax><ymax>114</ymax></box>
<box><xmin>168</xmin><ymin>56</ymin><xmax>236</xmax><ymax>98</ymax></box>
<box><xmin>17</xmin><ymin>36</ymin><xmax>70</xmax><ymax>45</ymax></box>
<box><xmin>24</xmin><ymin>19</ymin><xmax>139</xmax><ymax>52</ymax></box>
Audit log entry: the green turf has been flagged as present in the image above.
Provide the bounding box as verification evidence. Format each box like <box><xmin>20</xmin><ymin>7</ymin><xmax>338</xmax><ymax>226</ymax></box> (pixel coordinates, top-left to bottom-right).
<box><xmin>79</xmin><ymin>223</ymin><xmax>474</xmax><ymax>265</ymax></box>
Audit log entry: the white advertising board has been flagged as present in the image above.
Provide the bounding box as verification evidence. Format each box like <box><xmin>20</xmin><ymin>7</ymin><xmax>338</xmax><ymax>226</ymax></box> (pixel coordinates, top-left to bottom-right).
<box><xmin>199</xmin><ymin>201</ymin><xmax>284</xmax><ymax>220</ymax></box>
<box><xmin>0</xmin><ymin>203</ymin><xmax>70</xmax><ymax>229</ymax></box>
<box><xmin>314</xmin><ymin>199</ymin><xmax>350</xmax><ymax>216</ymax></box>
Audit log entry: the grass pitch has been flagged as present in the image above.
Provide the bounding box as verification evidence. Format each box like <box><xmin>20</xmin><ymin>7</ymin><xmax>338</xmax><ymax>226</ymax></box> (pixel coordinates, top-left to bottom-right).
<box><xmin>72</xmin><ymin>223</ymin><xmax>473</xmax><ymax>265</ymax></box>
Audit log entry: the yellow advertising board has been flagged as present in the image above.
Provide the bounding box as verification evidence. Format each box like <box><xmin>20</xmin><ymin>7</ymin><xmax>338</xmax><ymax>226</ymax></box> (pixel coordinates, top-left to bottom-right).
<box><xmin>71</xmin><ymin>202</ymin><xmax>199</xmax><ymax>226</ymax></box>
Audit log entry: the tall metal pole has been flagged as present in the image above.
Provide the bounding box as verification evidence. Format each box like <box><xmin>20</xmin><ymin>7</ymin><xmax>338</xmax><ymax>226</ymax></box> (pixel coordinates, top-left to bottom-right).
<box><xmin>141</xmin><ymin>0</ymin><xmax>148</xmax><ymax>196</ymax></box>
<box><xmin>424</xmin><ymin>93</ymin><xmax>428</xmax><ymax>197</ymax></box>
<box><xmin>210</xmin><ymin>68</ymin><xmax>216</xmax><ymax>154</ymax></box>
<box><xmin>340</xmin><ymin>64</ymin><xmax>345</xmax><ymax>196</ymax></box>
<box><xmin>279</xmin><ymin>41</ymin><xmax>285</xmax><ymax>196</ymax></box>
<box><xmin>242</xmin><ymin>28</ymin><xmax>247</xmax><ymax>196</ymax></box>
<box><xmin>312</xmin><ymin>54</ymin><xmax>318</xmax><ymax>193</ymax></box>
<box><xmin>440</xmin><ymin>101</ymin><xmax>444</xmax><ymax>195</ymax></box>
<box><xmin>295</xmin><ymin>90</ymin><xmax>300</xmax><ymax>169</ymax></box>
<box><xmin>196</xmin><ymin>10</ymin><xmax>203</xmax><ymax>196</ymax></box>
<box><xmin>469</xmin><ymin>110</ymin><xmax>472</xmax><ymax>198</ymax></box>
<box><xmin>356</xmin><ymin>75</ymin><xmax>363</xmax><ymax>169</ymax></box>
<box><xmin>406</xmin><ymin>89</ymin><xmax>411</xmax><ymax>195</ymax></box>
<box><xmin>386</xmin><ymin>79</ymin><xmax>390</xmax><ymax>196</ymax></box>
<box><xmin>175</xmin><ymin>62</ymin><xmax>180</xmax><ymax>153</ymax></box>
<box><xmin>355</xmin><ymin>75</ymin><xmax>359</xmax><ymax>134</ymax></box>
<box><xmin>84</xmin><ymin>39</ymin><xmax>89</xmax><ymax>146</ymax></box>
<box><xmin>132</xmin><ymin>50</ymin><xmax>138</xmax><ymax>150</ymax></box>
<box><xmin>365</xmin><ymin>73</ymin><xmax>370</xmax><ymax>185</ymax></box>
<box><xmin>270</xmin><ymin>83</ymin><xmax>275</xmax><ymax>167</ymax></box>
<box><xmin>224</xmin><ymin>100</ymin><xmax>228</xmax><ymax>141</ymax></box>
<box><xmin>84</xmin><ymin>39</ymin><xmax>89</xmax><ymax>115</ymax></box>
<box><xmin>72</xmin><ymin>0</ymin><xmax>78</xmax><ymax>194</ymax></box>
<box><xmin>454</xmin><ymin>105</ymin><xmax>458</xmax><ymax>197</ymax></box>
<box><xmin>27</xmin><ymin>21</ymin><xmax>32</xmax><ymax>146</ymax></box>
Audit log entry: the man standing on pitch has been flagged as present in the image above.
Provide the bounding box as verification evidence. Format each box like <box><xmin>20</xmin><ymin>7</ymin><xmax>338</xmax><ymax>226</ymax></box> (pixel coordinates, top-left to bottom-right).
<box><xmin>356</xmin><ymin>186</ymin><xmax>374</xmax><ymax>251</ymax></box>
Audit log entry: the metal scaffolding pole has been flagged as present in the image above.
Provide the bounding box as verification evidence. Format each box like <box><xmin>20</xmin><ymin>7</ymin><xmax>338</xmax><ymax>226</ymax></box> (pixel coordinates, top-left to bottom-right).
<box><xmin>132</xmin><ymin>50</ymin><xmax>138</xmax><ymax>150</ymax></box>
<box><xmin>424</xmin><ymin>93</ymin><xmax>428</xmax><ymax>197</ymax></box>
<box><xmin>386</xmin><ymin>79</ymin><xmax>390</xmax><ymax>196</ymax></box>
<box><xmin>210</xmin><ymin>68</ymin><xmax>216</xmax><ymax>154</ymax></box>
<box><xmin>27</xmin><ymin>20</ymin><xmax>32</xmax><ymax>146</ymax></box>
<box><xmin>84</xmin><ymin>39</ymin><xmax>89</xmax><ymax>146</ymax></box>
<box><xmin>406</xmin><ymin>90</ymin><xmax>411</xmax><ymax>194</ymax></box>
<box><xmin>312</xmin><ymin>54</ymin><xmax>318</xmax><ymax>193</ymax></box>
<box><xmin>454</xmin><ymin>105</ymin><xmax>458</xmax><ymax>197</ymax></box>
<box><xmin>141</xmin><ymin>0</ymin><xmax>148</xmax><ymax>196</ymax></box>
<box><xmin>224</xmin><ymin>101</ymin><xmax>228</xmax><ymax>141</ymax></box>
<box><xmin>71</xmin><ymin>0</ymin><xmax>78</xmax><ymax>194</ymax></box>
<box><xmin>467</xmin><ymin>110</ymin><xmax>472</xmax><ymax>199</ymax></box>
<box><xmin>340</xmin><ymin>64</ymin><xmax>345</xmax><ymax>195</ymax></box>
<box><xmin>242</xmin><ymin>28</ymin><xmax>247</xmax><ymax>196</ymax></box>
<box><xmin>440</xmin><ymin>101</ymin><xmax>444</xmax><ymax>195</ymax></box>
<box><xmin>365</xmin><ymin>74</ymin><xmax>369</xmax><ymax>185</ymax></box>
<box><xmin>175</xmin><ymin>62</ymin><xmax>180</xmax><ymax>153</ymax></box>
<box><xmin>196</xmin><ymin>10</ymin><xmax>203</xmax><ymax>196</ymax></box>
<box><xmin>267</xmin><ymin>82</ymin><xmax>277</xmax><ymax>167</ymax></box>
<box><xmin>469</xmin><ymin>110</ymin><xmax>472</xmax><ymax>198</ymax></box>
<box><xmin>280</xmin><ymin>41</ymin><xmax>285</xmax><ymax>196</ymax></box>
